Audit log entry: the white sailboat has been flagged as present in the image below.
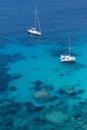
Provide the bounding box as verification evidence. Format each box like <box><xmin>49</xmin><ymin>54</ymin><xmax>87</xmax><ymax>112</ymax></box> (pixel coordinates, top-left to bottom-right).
<box><xmin>59</xmin><ymin>36</ymin><xmax>76</xmax><ymax>62</ymax></box>
<box><xmin>27</xmin><ymin>6</ymin><xmax>41</xmax><ymax>36</ymax></box>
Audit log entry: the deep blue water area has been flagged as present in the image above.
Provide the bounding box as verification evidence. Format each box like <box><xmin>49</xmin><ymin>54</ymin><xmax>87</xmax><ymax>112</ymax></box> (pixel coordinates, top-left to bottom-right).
<box><xmin>1</xmin><ymin>0</ymin><xmax>87</xmax><ymax>129</ymax></box>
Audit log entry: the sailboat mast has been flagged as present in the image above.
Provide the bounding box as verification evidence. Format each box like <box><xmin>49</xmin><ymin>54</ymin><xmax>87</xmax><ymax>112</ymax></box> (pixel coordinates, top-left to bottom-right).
<box><xmin>68</xmin><ymin>36</ymin><xmax>71</xmax><ymax>56</ymax></box>
<box><xmin>35</xmin><ymin>6</ymin><xmax>37</xmax><ymax>29</ymax></box>
<box><xmin>36</xmin><ymin>7</ymin><xmax>41</xmax><ymax>32</ymax></box>
<box><xmin>37</xmin><ymin>14</ymin><xmax>41</xmax><ymax>32</ymax></box>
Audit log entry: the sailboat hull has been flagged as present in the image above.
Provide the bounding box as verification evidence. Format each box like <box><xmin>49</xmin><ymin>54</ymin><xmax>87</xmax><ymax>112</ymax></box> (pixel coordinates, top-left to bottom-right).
<box><xmin>27</xmin><ymin>29</ymin><xmax>41</xmax><ymax>36</ymax></box>
<box><xmin>59</xmin><ymin>55</ymin><xmax>76</xmax><ymax>62</ymax></box>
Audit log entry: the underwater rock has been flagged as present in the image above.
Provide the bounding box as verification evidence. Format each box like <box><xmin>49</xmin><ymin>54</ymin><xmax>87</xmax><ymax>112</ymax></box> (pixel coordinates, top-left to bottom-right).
<box><xmin>8</xmin><ymin>108</ymin><xmax>18</xmax><ymax>115</ymax></box>
<box><xmin>32</xmin><ymin>90</ymin><xmax>54</xmax><ymax>103</ymax></box>
<box><xmin>15</xmin><ymin>102</ymin><xmax>22</xmax><ymax>110</ymax></box>
<box><xmin>9</xmin><ymin>86</ymin><xmax>17</xmax><ymax>91</ymax></box>
<box><xmin>35</xmin><ymin>106</ymin><xmax>45</xmax><ymax>112</ymax></box>
<box><xmin>58</xmin><ymin>89</ymin><xmax>65</xmax><ymax>95</ymax></box>
<box><xmin>31</xmin><ymin>80</ymin><xmax>43</xmax><ymax>91</ymax></box>
<box><xmin>5</xmin><ymin>120</ymin><xmax>13</xmax><ymax>127</ymax></box>
<box><xmin>13</xmin><ymin>117</ymin><xmax>30</xmax><ymax>129</ymax></box>
<box><xmin>31</xmin><ymin>81</ymin><xmax>54</xmax><ymax>92</ymax></box>
<box><xmin>59</xmin><ymin>74</ymin><xmax>64</xmax><ymax>77</ymax></box>
<box><xmin>58</xmin><ymin>86</ymin><xmax>75</xmax><ymax>95</ymax></box>
<box><xmin>23</xmin><ymin>102</ymin><xmax>36</xmax><ymax>113</ymax></box>
<box><xmin>11</xmin><ymin>74</ymin><xmax>22</xmax><ymax>80</ymax></box>
<box><xmin>77</xmin><ymin>89</ymin><xmax>85</xmax><ymax>94</ymax></box>
<box><xmin>82</xmin><ymin>124</ymin><xmax>87</xmax><ymax>130</ymax></box>
<box><xmin>79</xmin><ymin>101</ymin><xmax>86</xmax><ymax>105</ymax></box>
<box><xmin>0</xmin><ymin>99</ymin><xmax>13</xmax><ymax>107</ymax></box>
<box><xmin>46</xmin><ymin>111</ymin><xmax>69</xmax><ymax>125</ymax></box>
<box><xmin>73</xmin><ymin>113</ymin><xmax>81</xmax><ymax>120</ymax></box>
<box><xmin>32</xmin><ymin>80</ymin><xmax>43</xmax><ymax>86</ymax></box>
<box><xmin>49</xmin><ymin>85</ymin><xmax>54</xmax><ymax>91</ymax></box>
<box><xmin>0</xmin><ymin>73</ymin><xmax>11</xmax><ymax>92</ymax></box>
<box><xmin>70</xmin><ymin>115</ymin><xmax>84</xmax><ymax>130</ymax></box>
<box><xmin>33</xmin><ymin>117</ymin><xmax>46</xmax><ymax>124</ymax></box>
<box><xmin>34</xmin><ymin>117</ymin><xmax>42</xmax><ymax>122</ymax></box>
<box><xmin>23</xmin><ymin>102</ymin><xmax>34</xmax><ymax>107</ymax></box>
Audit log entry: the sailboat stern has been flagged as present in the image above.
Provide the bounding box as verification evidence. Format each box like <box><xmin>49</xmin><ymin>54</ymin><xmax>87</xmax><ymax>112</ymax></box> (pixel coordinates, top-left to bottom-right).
<box><xmin>27</xmin><ymin>28</ymin><xmax>41</xmax><ymax>36</ymax></box>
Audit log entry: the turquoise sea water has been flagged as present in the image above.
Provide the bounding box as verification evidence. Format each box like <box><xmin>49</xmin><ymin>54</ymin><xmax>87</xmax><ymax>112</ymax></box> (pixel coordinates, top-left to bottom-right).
<box><xmin>1</xmin><ymin>0</ymin><xmax>87</xmax><ymax>129</ymax></box>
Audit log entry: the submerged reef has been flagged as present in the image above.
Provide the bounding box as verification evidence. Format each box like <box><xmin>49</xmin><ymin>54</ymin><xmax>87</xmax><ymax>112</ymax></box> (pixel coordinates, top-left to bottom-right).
<box><xmin>0</xmin><ymin>83</ymin><xmax>87</xmax><ymax>130</ymax></box>
<box><xmin>30</xmin><ymin>81</ymin><xmax>57</xmax><ymax>104</ymax></box>
<box><xmin>11</xmin><ymin>74</ymin><xmax>22</xmax><ymax>80</ymax></box>
<box><xmin>0</xmin><ymin>71</ymin><xmax>11</xmax><ymax>92</ymax></box>
<box><xmin>32</xmin><ymin>89</ymin><xmax>55</xmax><ymax>103</ymax></box>
<box><xmin>9</xmin><ymin>86</ymin><xmax>17</xmax><ymax>91</ymax></box>
<box><xmin>46</xmin><ymin>111</ymin><xmax>69</xmax><ymax>126</ymax></box>
<box><xmin>0</xmin><ymin>53</ymin><xmax>24</xmax><ymax>93</ymax></box>
<box><xmin>30</xmin><ymin>80</ymin><xmax>54</xmax><ymax>91</ymax></box>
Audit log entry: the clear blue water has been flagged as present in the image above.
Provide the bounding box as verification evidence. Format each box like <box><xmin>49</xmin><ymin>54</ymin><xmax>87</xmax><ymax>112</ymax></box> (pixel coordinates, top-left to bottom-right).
<box><xmin>0</xmin><ymin>0</ymin><xmax>87</xmax><ymax>129</ymax></box>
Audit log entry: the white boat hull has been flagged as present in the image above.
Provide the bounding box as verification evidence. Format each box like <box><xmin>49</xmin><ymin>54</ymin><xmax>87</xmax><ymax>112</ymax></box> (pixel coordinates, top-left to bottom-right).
<box><xmin>59</xmin><ymin>55</ymin><xmax>76</xmax><ymax>62</ymax></box>
<box><xmin>27</xmin><ymin>29</ymin><xmax>41</xmax><ymax>36</ymax></box>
